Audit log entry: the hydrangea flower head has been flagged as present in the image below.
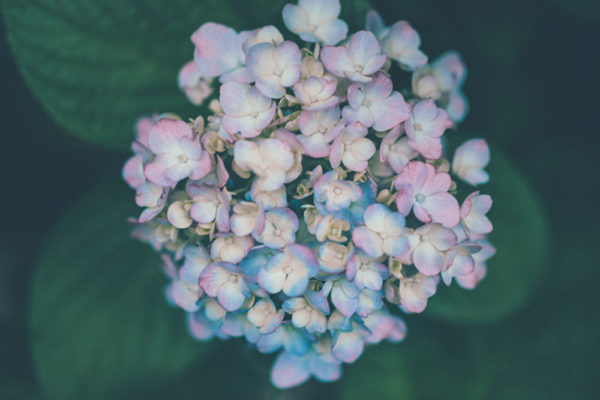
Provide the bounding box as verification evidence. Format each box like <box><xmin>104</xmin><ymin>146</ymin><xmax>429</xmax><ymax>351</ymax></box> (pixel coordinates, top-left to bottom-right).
<box><xmin>395</xmin><ymin>161</ymin><xmax>460</xmax><ymax>227</ymax></box>
<box><xmin>143</xmin><ymin>118</ymin><xmax>212</xmax><ymax>187</ymax></box>
<box><xmin>123</xmin><ymin>0</ymin><xmax>495</xmax><ymax>389</ymax></box>
<box><xmin>342</xmin><ymin>72</ymin><xmax>410</xmax><ymax>132</ymax></box>
<box><xmin>282</xmin><ymin>0</ymin><xmax>348</xmax><ymax>45</ymax></box>
<box><xmin>321</xmin><ymin>31</ymin><xmax>387</xmax><ymax>82</ymax></box>
<box><xmin>452</xmin><ymin>138</ymin><xmax>490</xmax><ymax>185</ymax></box>
<box><xmin>220</xmin><ymin>82</ymin><xmax>276</xmax><ymax>137</ymax></box>
<box><xmin>246</xmin><ymin>40</ymin><xmax>302</xmax><ymax>98</ymax></box>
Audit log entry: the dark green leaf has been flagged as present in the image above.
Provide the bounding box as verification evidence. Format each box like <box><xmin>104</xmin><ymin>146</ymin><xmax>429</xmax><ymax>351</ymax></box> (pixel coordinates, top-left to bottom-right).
<box><xmin>340</xmin><ymin>0</ymin><xmax>372</xmax><ymax>30</ymax></box>
<box><xmin>0</xmin><ymin>376</ymin><xmax>41</xmax><ymax>400</ymax></box>
<box><xmin>120</xmin><ymin>341</ymin><xmax>340</xmax><ymax>399</ymax></box>
<box><xmin>1</xmin><ymin>0</ymin><xmax>369</xmax><ymax>150</ymax></box>
<box><xmin>426</xmin><ymin>149</ymin><xmax>550</xmax><ymax>325</ymax></box>
<box><xmin>549</xmin><ymin>0</ymin><xmax>600</xmax><ymax>21</ymax></box>
<box><xmin>342</xmin><ymin>319</ymin><xmax>491</xmax><ymax>400</ymax></box>
<box><xmin>30</xmin><ymin>181</ymin><xmax>208</xmax><ymax>400</ymax></box>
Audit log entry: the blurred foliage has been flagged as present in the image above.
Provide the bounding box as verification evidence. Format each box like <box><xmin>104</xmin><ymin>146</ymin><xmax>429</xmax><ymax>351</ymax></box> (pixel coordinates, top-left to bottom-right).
<box><xmin>0</xmin><ymin>0</ymin><xmax>369</xmax><ymax>150</ymax></box>
<box><xmin>0</xmin><ymin>0</ymin><xmax>598</xmax><ymax>399</ymax></box>
<box><xmin>29</xmin><ymin>181</ymin><xmax>208</xmax><ymax>400</ymax></box>
<box><xmin>342</xmin><ymin>319</ymin><xmax>491</xmax><ymax>400</ymax></box>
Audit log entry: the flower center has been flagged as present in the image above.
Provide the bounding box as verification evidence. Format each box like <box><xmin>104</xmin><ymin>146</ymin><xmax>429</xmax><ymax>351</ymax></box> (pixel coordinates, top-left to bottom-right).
<box><xmin>336</xmin><ymin>252</ymin><xmax>344</xmax><ymax>260</ymax></box>
<box><xmin>284</xmin><ymin>266</ymin><xmax>293</xmax><ymax>275</ymax></box>
<box><xmin>225</xmin><ymin>236</ymin><xmax>234</xmax><ymax>244</ymax></box>
<box><xmin>229</xmin><ymin>275</ymin><xmax>238</xmax><ymax>283</ymax></box>
<box><xmin>354</xmin><ymin>65</ymin><xmax>364</xmax><ymax>72</ymax></box>
<box><xmin>274</xmin><ymin>229</ymin><xmax>282</xmax><ymax>236</ymax></box>
<box><xmin>178</xmin><ymin>154</ymin><xmax>188</xmax><ymax>163</ymax></box>
<box><xmin>380</xmin><ymin>232</ymin><xmax>389</xmax><ymax>239</ymax></box>
<box><xmin>333</xmin><ymin>187</ymin><xmax>342</xmax><ymax>195</ymax></box>
<box><xmin>415</xmin><ymin>193</ymin><xmax>426</xmax><ymax>203</ymax></box>
<box><xmin>414</xmin><ymin>123</ymin><xmax>423</xmax><ymax>131</ymax></box>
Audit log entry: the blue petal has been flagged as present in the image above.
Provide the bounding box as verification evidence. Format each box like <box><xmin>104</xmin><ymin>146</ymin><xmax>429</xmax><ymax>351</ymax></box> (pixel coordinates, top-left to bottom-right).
<box><xmin>309</xmin><ymin>355</ymin><xmax>342</xmax><ymax>382</ymax></box>
<box><xmin>306</xmin><ymin>290</ymin><xmax>331</xmax><ymax>314</ymax></box>
<box><xmin>284</xmin><ymin>326</ymin><xmax>311</xmax><ymax>355</ymax></box>
<box><xmin>282</xmin><ymin>297</ymin><xmax>306</xmax><ymax>313</ymax></box>
<box><xmin>239</xmin><ymin>247</ymin><xmax>273</xmax><ymax>280</ymax></box>
<box><xmin>256</xmin><ymin>327</ymin><xmax>285</xmax><ymax>354</ymax></box>
<box><xmin>217</xmin><ymin>281</ymin><xmax>247</xmax><ymax>312</ymax></box>
<box><xmin>220</xmin><ymin>313</ymin><xmax>245</xmax><ymax>337</ymax></box>
<box><xmin>260</xmin><ymin>310</ymin><xmax>284</xmax><ymax>334</ymax></box>
<box><xmin>331</xmin><ymin>284</ymin><xmax>359</xmax><ymax>317</ymax></box>
<box><xmin>271</xmin><ymin>351</ymin><xmax>311</xmax><ymax>389</ymax></box>
<box><xmin>332</xmin><ymin>331</ymin><xmax>364</xmax><ymax>363</ymax></box>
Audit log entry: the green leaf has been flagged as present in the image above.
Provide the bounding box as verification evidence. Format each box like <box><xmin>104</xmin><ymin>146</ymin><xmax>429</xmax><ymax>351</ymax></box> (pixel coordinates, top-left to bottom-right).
<box><xmin>30</xmin><ymin>181</ymin><xmax>208</xmax><ymax>400</ymax></box>
<box><xmin>426</xmin><ymin>149</ymin><xmax>550</xmax><ymax>325</ymax></box>
<box><xmin>340</xmin><ymin>0</ymin><xmax>372</xmax><ymax>30</ymax></box>
<box><xmin>549</xmin><ymin>0</ymin><xmax>600</xmax><ymax>21</ymax></box>
<box><xmin>115</xmin><ymin>341</ymin><xmax>341</xmax><ymax>399</ymax></box>
<box><xmin>0</xmin><ymin>376</ymin><xmax>41</xmax><ymax>400</ymax></box>
<box><xmin>342</xmin><ymin>320</ymin><xmax>492</xmax><ymax>400</ymax></box>
<box><xmin>1</xmin><ymin>0</ymin><xmax>369</xmax><ymax>150</ymax></box>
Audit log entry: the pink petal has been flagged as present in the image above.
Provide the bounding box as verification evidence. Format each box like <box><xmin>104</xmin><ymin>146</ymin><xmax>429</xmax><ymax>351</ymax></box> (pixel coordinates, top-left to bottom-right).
<box><xmin>192</xmin><ymin>23</ymin><xmax>241</xmax><ymax>77</ymax></box>
<box><xmin>352</xmin><ymin>227</ymin><xmax>383</xmax><ymax>258</ymax></box>
<box><xmin>395</xmin><ymin>161</ymin><xmax>429</xmax><ymax>193</ymax></box>
<box><xmin>301</xmin><ymin>0</ymin><xmax>341</xmax><ymax>22</ymax></box>
<box><xmin>422</xmin><ymin>168</ymin><xmax>452</xmax><ymax>195</ymax></box>
<box><xmin>320</xmin><ymin>46</ymin><xmax>353</xmax><ymax>78</ymax></box>
<box><xmin>423</xmin><ymin>192</ymin><xmax>460</xmax><ymax>227</ymax></box>
<box><xmin>348</xmin><ymin>31</ymin><xmax>382</xmax><ymax>67</ymax></box>
<box><xmin>233</xmin><ymin>140</ymin><xmax>258</xmax><ymax>171</ymax></box>
<box><xmin>332</xmin><ymin>332</ymin><xmax>364</xmax><ymax>363</ymax></box>
<box><xmin>366</xmin><ymin>72</ymin><xmax>393</xmax><ymax>100</ymax></box>
<box><xmin>329</xmin><ymin>135</ymin><xmax>343</xmax><ymax>168</ymax></box>
<box><xmin>148</xmin><ymin>119</ymin><xmax>192</xmax><ymax>154</ymax></box>
<box><xmin>200</xmin><ymin>265</ymin><xmax>230</xmax><ymax>297</ymax></box>
<box><xmin>271</xmin><ymin>352</ymin><xmax>310</xmax><ymax>389</ymax></box>
<box><xmin>399</xmin><ymin>48</ymin><xmax>428</xmax><ymax>70</ymax></box>
<box><xmin>167</xmin><ymin>202</ymin><xmax>193</xmax><ymax>229</ymax></box>
<box><xmin>413</xmin><ymin>202</ymin><xmax>433</xmax><ymax>224</ymax></box>
<box><xmin>371</xmin><ymin>92</ymin><xmax>409</xmax><ymax>131</ymax></box>
<box><xmin>471</xmin><ymin>194</ymin><xmax>493</xmax><ymax>214</ymax></box>
<box><xmin>122</xmin><ymin>155</ymin><xmax>145</xmax><ymax>189</ymax></box>
<box><xmin>220</xmin><ymin>81</ymin><xmax>250</xmax><ymax>116</ymax></box>
<box><xmin>426</xmin><ymin>225</ymin><xmax>458</xmax><ymax>251</ymax></box>
<box><xmin>413</xmin><ymin>242</ymin><xmax>444</xmax><ymax>276</ymax></box>
<box><xmin>395</xmin><ymin>188</ymin><xmax>415</xmax><ymax>215</ymax></box>
<box><xmin>143</xmin><ymin>154</ymin><xmax>177</xmax><ymax>187</ymax></box>
<box><xmin>407</xmin><ymin>132</ymin><xmax>442</xmax><ymax>159</ymax></box>
<box><xmin>315</xmin><ymin>19</ymin><xmax>348</xmax><ymax>46</ymax></box>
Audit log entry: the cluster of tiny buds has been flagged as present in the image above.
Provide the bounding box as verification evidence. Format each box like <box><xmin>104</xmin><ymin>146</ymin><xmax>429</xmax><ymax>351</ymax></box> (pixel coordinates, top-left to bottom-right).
<box><xmin>123</xmin><ymin>0</ymin><xmax>495</xmax><ymax>388</ymax></box>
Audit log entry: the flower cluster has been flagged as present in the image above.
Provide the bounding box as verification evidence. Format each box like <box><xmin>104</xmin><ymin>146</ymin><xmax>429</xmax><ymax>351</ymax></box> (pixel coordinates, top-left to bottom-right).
<box><xmin>124</xmin><ymin>0</ymin><xmax>494</xmax><ymax>389</ymax></box>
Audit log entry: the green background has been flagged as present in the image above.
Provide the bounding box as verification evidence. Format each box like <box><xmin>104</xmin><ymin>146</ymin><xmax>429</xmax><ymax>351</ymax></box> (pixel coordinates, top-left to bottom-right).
<box><xmin>0</xmin><ymin>0</ymin><xmax>598</xmax><ymax>398</ymax></box>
